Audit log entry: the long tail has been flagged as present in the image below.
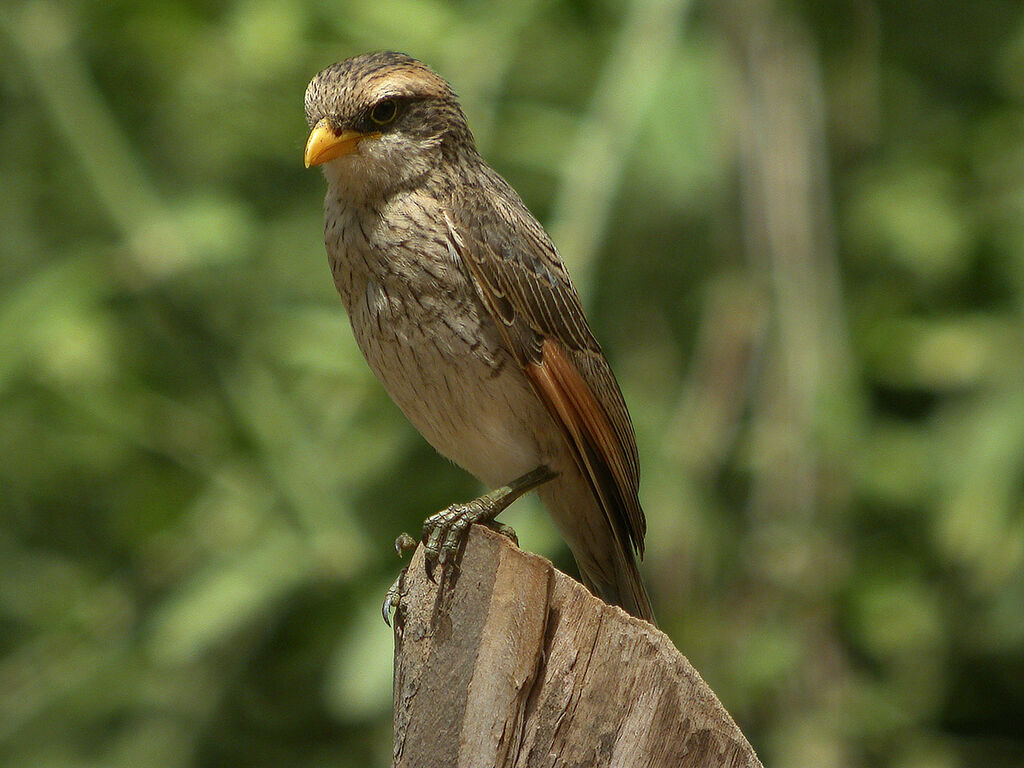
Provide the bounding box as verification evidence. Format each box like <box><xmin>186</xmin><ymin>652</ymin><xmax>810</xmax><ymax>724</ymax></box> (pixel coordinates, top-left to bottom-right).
<box><xmin>579</xmin><ymin>542</ymin><xmax>655</xmax><ymax>624</ymax></box>
<box><xmin>526</xmin><ymin>339</ymin><xmax>656</xmax><ymax>624</ymax></box>
<box><xmin>538</xmin><ymin>477</ymin><xmax>656</xmax><ymax>625</ymax></box>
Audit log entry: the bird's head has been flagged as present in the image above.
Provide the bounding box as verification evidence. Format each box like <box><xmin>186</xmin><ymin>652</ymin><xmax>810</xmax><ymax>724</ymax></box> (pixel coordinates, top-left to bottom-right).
<box><xmin>304</xmin><ymin>52</ymin><xmax>475</xmax><ymax>200</ymax></box>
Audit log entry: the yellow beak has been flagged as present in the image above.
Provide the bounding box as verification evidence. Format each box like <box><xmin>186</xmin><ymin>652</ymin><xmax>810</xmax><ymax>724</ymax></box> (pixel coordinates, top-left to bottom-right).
<box><xmin>304</xmin><ymin>118</ymin><xmax>364</xmax><ymax>167</ymax></box>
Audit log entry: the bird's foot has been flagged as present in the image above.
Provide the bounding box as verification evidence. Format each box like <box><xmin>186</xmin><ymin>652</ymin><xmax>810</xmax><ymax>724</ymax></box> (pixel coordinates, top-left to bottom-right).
<box><xmin>382</xmin><ymin>466</ymin><xmax>557</xmax><ymax>624</ymax></box>
<box><xmin>380</xmin><ymin>521</ymin><xmax>516</xmax><ymax>625</ymax></box>
<box><xmin>420</xmin><ymin>466</ymin><xmax>555</xmax><ymax>579</ymax></box>
<box><xmin>421</xmin><ymin>496</ymin><xmax>500</xmax><ymax>581</ymax></box>
<box><xmin>381</xmin><ymin>533</ymin><xmax>419</xmax><ymax>626</ymax></box>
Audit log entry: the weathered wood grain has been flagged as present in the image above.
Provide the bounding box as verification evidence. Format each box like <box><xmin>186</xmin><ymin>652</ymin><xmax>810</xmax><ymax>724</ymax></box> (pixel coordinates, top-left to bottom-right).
<box><xmin>392</xmin><ymin>525</ymin><xmax>763</xmax><ymax>768</ymax></box>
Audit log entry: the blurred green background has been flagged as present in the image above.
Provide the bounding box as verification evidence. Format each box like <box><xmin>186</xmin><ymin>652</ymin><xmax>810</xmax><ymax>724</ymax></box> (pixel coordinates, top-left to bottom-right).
<box><xmin>3</xmin><ymin>0</ymin><xmax>1024</xmax><ymax>766</ymax></box>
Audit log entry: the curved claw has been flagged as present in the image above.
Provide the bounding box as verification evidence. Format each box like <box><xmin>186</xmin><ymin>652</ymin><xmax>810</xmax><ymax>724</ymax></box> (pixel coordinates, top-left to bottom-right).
<box><xmin>384</xmin><ymin>467</ymin><xmax>552</xmax><ymax>624</ymax></box>
<box><xmin>382</xmin><ymin>569</ymin><xmax>406</xmax><ymax>627</ymax></box>
<box><xmin>487</xmin><ymin>521</ymin><xmax>519</xmax><ymax>546</ymax></box>
<box><xmin>394</xmin><ymin>532</ymin><xmax>417</xmax><ymax>557</ymax></box>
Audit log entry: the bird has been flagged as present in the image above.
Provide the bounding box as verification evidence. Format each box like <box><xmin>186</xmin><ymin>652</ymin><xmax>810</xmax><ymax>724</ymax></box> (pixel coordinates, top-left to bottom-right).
<box><xmin>303</xmin><ymin>51</ymin><xmax>654</xmax><ymax>624</ymax></box>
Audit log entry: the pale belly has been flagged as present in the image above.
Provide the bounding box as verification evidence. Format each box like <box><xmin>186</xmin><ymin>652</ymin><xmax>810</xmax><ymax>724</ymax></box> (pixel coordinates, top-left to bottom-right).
<box><xmin>347</xmin><ymin>275</ymin><xmax>554</xmax><ymax>489</ymax></box>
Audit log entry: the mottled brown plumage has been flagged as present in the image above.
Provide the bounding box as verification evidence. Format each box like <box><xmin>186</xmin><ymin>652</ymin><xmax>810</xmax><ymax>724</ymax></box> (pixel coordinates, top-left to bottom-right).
<box><xmin>305</xmin><ymin>51</ymin><xmax>654</xmax><ymax>622</ymax></box>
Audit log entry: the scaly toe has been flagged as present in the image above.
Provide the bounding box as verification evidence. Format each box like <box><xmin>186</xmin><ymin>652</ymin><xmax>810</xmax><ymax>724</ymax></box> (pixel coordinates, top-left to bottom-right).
<box><xmin>421</xmin><ymin>503</ymin><xmax>464</xmax><ymax>578</ymax></box>
<box><xmin>422</xmin><ymin>525</ymin><xmax>447</xmax><ymax>581</ymax></box>
<box><xmin>439</xmin><ymin>517</ymin><xmax>470</xmax><ymax>566</ymax></box>
<box><xmin>382</xmin><ymin>569</ymin><xmax>407</xmax><ymax>627</ymax></box>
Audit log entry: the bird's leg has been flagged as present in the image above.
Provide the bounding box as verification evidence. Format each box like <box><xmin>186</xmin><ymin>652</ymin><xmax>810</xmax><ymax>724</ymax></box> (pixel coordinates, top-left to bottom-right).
<box><xmin>422</xmin><ymin>465</ymin><xmax>556</xmax><ymax>577</ymax></box>
<box><xmin>381</xmin><ymin>465</ymin><xmax>556</xmax><ymax>625</ymax></box>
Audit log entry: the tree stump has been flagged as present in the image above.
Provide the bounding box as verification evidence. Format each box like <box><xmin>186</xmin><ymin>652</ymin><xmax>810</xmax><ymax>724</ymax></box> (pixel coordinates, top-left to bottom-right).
<box><xmin>391</xmin><ymin>525</ymin><xmax>763</xmax><ymax>768</ymax></box>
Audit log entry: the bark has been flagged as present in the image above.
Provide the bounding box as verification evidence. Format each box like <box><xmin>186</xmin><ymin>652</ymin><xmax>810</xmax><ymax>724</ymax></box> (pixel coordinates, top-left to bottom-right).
<box><xmin>392</xmin><ymin>525</ymin><xmax>763</xmax><ymax>768</ymax></box>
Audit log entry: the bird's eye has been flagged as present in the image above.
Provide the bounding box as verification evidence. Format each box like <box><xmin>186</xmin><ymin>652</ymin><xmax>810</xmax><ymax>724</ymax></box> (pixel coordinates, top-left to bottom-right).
<box><xmin>370</xmin><ymin>99</ymin><xmax>399</xmax><ymax>126</ymax></box>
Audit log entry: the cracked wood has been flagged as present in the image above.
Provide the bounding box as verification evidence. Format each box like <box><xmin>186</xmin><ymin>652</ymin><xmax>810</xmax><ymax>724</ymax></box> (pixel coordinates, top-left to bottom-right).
<box><xmin>391</xmin><ymin>526</ymin><xmax>763</xmax><ymax>768</ymax></box>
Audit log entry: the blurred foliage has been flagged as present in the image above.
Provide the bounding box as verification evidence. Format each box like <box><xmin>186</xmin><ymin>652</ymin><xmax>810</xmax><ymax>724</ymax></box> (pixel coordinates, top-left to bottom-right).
<box><xmin>2</xmin><ymin>0</ymin><xmax>1024</xmax><ymax>766</ymax></box>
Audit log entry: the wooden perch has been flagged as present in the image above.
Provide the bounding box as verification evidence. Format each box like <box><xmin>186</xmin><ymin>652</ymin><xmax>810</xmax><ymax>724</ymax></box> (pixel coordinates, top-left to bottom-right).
<box><xmin>391</xmin><ymin>525</ymin><xmax>763</xmax><ymax>768</ymax></box>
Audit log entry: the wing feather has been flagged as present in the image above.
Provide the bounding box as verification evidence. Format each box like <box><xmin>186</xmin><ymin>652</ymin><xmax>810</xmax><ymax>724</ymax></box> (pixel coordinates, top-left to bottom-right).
<box><xmin>526</xmin><ymin>339</ymin><xmax>646</xmax><ymax>556</ymax></box>
<box><xmin>446</xmin><ymin>166</ymin><xmax>646</xmax><ymax>556</ymax></box>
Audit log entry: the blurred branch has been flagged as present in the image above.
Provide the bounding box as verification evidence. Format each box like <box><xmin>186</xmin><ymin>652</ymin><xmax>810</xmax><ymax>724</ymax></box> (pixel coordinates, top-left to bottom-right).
<box><xmin>391</xmin><ymin>526</ymin><xmax>762</xmax><ymax>768</ymax></box>
<box><xmin>2</xmin><ymin>1</ymin><xmax>164</xmax><ymax>238</ymax></box>
<box><xmin>722</xmin><ymin>0</ymin><xmax>855</xmax><ymax>522</ymax></box>
<box><xmin>441</xmin><ymin>0</ymin><xmax>546</xmax><ymax>150</ymax></box>
<box><xmin>548</xmin><ymin>0</ymin><xmax>695</xmax><ymax>297</ymax></box>
<box><xmin>664</xmin><ymin>278</ymin><xmax>769</xmax><ymax>471</ymax></box>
